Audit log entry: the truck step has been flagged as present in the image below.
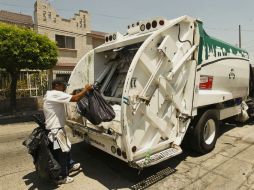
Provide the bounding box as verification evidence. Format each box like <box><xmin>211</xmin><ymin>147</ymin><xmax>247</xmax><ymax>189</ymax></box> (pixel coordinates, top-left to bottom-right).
<box><xmin>134</xmin><ymin>146</ymin><xmax>182</xmax><ymax>168</ymax></box>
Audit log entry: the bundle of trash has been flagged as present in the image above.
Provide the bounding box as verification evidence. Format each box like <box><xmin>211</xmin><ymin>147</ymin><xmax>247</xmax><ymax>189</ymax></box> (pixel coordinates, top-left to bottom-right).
<box><xmin>76</xmin><ymin>88</ymin><xmax>115</xmax><ymax>125</ymax></box>
<box><xmin>23</xmin><ymin>114</ymin><xmax>61</xmax><ymax>180</ymax></box>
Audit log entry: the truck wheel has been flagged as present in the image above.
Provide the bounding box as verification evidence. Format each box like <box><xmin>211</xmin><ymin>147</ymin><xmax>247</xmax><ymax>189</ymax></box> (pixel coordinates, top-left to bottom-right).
<box><xmin>191</xmin><ymin>110</ymin><xmax>219</xmax><ymax>154</ymax></box>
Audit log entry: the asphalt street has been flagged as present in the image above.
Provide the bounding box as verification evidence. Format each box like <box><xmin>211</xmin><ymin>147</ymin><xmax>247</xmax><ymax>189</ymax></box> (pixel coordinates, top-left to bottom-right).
<box><xmin>1</xmin><ymin>120</ymin><xmax>254</xmax><ymax>190</ymax></box>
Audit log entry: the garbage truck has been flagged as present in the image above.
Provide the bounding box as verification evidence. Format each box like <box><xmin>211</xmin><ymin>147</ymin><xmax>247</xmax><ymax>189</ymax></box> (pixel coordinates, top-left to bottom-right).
<box><xmin>65</xmin><ymin>15</ymin><xmax>253</xmax><ymax>168</ymax></box>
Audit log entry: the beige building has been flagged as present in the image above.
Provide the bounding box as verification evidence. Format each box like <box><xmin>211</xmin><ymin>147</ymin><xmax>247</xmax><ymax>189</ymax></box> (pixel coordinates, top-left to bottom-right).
<box><xmin>34</xmin><ymin>0</ymin><xmax>105</xmax><ymax>81</ymax></box>
<box><xmin>0</xmin><ymin>1</ymin><xmax>106</xmax><ymax>101</ymax></box>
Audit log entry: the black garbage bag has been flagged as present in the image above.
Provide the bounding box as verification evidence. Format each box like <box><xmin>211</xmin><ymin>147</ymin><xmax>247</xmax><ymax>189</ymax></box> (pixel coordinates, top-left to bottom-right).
<box><xmin>77</xmin><ymin>88</ymin><xmax>115</xmax><ymax>125</ymax></box>
<box><xmin>22</xmin><ymin>114</ymin><xmax>46</xmax><ymax>160</ymax></box>
<box><xmin>35</xmin><ymin>136</ymin><xmax>61</xmax><ymax>180</ymax></box>
<box><xmin>23</xmin><ymin>127</ymin><xmax>61</xmax><ymax>180</ymax></box>
<box><xmin>23</xmin><ymin>126</ymin><xmax>45</xmax><ymax>160</ymax></box>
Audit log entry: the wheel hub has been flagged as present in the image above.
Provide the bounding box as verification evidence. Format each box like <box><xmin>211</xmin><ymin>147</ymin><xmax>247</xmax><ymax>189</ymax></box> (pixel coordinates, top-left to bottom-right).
<box><xmin>203</xmin><ymin>119</ymin><xmax>216</xmax><ymax>145</ymax></box>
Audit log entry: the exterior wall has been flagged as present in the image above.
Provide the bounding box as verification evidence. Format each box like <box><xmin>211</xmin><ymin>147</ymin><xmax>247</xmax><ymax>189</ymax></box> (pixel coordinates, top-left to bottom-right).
<box><xmin>92</xmin><ymin>37</ymin><xmax>105</xmax><ymax>48</ymax></box>
<box><xmin>34</xmin><ymin>0</ymin><xmax>94</xmax><ymax>80</ymax></box>
<box><xmin>0</xmin><ymin>97</ymin><xmax>43</xmax><ymax>114</ymax></box>
<box><xmin>0</xmin><ymin>4</ymin><xmax>105</xmax><ymax>104</ymax></box>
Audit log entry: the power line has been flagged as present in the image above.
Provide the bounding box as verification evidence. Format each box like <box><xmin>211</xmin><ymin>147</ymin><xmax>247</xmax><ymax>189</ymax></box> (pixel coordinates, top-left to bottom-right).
<box><xmin>206</xmin><ymin>27</ymin><xmax>254</xmax><ymax>33</ymax></box>
<box><xmin>241</xmin><ymin>39</ymin><xmax>254</xmax><ymax>46</ymax></box>
<box><xmin>0</xmin><ymin>15</ymin><xmax>107</xmax><ymax>37</ymax></box>
<box><xmin>92</xmin><ymin>13</ymin><xmax>133</xmax><ymax>20</ymax></box>
<box><xmin>0</xmin><ymin>2</ymin><xmax>32</xmax><ymax>10</ymax></box>
<box><xmin>206</xmin><ymin>27</ymin><xmax>235</xmax><ymax>31</ymax></box>
<box><xmin>0</xmin><ymin>2</ymin><xmax>133</xmax><ymax>21</ymax></box>
<box><xmin>55</xmin><ymin>7</ymin><xmax>133</xmax><ymax>20</ymax></box>
<box><xmin>242</xmin><ymin>29</ymin><xmax>254</xmax><ymax>32</ymax></box>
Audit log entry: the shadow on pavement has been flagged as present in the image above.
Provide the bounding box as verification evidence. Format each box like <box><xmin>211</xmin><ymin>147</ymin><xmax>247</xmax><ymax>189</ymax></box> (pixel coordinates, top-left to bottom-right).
<box><xmin>22</xmin><ymin>119</ymin><xmax>254</xmax><ymax>189</ymax></box>
<box><xmin>21</xmin><ymin>141</ymin><xmax>182</xmax><ymax>190</ymax></box>
<box><xmin>181</xmin><ymin>118</ymin><xmax>254</xmax><ymax>159</ymax></box>
<box><xmin>23</xmin><ymin>171</ymin><xmax>59</xmax><ymax>190</ymax></box>
<box><xmin>70</xmin><ymin>141</ymin><xmax>183</xmax><ymax>190</ymax></box>
<box><xmin>219</xmin><ymin>118</ymin><xmax>254</xmax><ymax>137</ymax></box>
<box><xmin>76</xmin><ymin>118</ymin><xmax>254</xmax><ymax>189</ymax></box>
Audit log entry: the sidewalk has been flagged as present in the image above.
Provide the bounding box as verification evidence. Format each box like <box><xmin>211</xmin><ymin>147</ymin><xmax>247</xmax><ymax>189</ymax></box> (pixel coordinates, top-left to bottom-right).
<box><xmin>147</xmin><ymin>122</ymin><xmax>254</xmax><ymax>190</ymax></box>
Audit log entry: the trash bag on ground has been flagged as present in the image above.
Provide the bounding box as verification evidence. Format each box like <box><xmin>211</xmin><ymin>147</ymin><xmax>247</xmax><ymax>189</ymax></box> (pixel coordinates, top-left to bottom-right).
<box><xmin>22</xmin><ymin>126</ymin><xmax>45</xmax><ymax>159</ymax></box>
<box><xmin>77</xmin><ymin>88</ymin><xmax>115</xmax><ymax>125</ymax></box>
<box><xmin>23</xmin><ymin>126</ymin><xmax>61</xmax><ymax>180</ymax></box>
<box><xmin>35</xmin><ymin>135</ymin><xmax>61</xmax><ymax>180</ymax></box>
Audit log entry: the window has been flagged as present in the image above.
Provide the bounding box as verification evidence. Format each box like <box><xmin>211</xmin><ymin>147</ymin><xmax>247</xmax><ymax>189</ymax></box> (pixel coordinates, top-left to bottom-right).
<box><xmin>43</xmin><ymin>11</ymin><xmax>46</xmax><ymax>21</ymax></box>
<box><xmin>83</xmin><ymin>15</ymin><xmax>86</xmax><ymax>28</ymax></box>
<box><xmin>48</xmin><ymin>12</ymin><xmax>51</xmax><ymax>19</ymax></box>
<box><xmin>55</xmin><ymin>35</ymin><xmax>75</xmax><ymax>49</ymax></box>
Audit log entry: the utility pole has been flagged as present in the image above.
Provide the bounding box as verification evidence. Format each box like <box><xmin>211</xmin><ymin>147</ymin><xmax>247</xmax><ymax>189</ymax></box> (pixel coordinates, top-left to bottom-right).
<box><xmin>239</xmin><ymin>25</ymin><xmax>241</xmax><ymax>48</ymax></box>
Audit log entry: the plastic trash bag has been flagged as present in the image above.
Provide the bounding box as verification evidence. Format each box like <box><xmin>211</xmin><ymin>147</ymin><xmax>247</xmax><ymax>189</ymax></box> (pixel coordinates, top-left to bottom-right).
<box><xmin>23</xmin><ymin>126</ymin><xmax>45</xmax><ymax>157</ymax></box>
<box><xmin>23</xmin><ymin>125</ymin><xmax>61</xmax><ymax>180</ymax></box>
<box><xmin>35</xmin><ymin>135</ymin><xmax>61</xmax><ymax>180</ymax></box>
<box><xmin>77</xmin><ymin>88</ymin><xmax>115</xmax><ymax>125</ymax></box>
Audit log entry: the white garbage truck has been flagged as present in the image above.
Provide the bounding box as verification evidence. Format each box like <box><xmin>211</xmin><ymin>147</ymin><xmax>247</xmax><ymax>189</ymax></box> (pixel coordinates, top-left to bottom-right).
<box><xmin>66</xmin><ymin>15</ymin><xmax>253</xmax><ymax>168</ymax></box>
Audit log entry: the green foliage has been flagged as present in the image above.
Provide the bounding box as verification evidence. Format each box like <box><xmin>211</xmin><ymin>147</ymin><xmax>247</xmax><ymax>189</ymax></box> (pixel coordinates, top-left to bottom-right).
<box><xmin>0</xmin><ymin>23</ymin><xmax>58</xmax><ymax>72</ymax></box>
<box><xmin>0</xmin><ymin>23</ymin><xmax>58</xmax><ymax>112</ymax></box>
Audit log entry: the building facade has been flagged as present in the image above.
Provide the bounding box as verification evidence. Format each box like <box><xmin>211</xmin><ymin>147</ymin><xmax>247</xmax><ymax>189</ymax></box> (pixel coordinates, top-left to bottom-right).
<box><xmin>34</xmin><ymin>0</ymin><xmax>105</xmax><ymax>81</ymax></box>
<box><xmin>0</xmin><ymin>1</ymin><xmax>106</xmax><ymax>101</ymax></box>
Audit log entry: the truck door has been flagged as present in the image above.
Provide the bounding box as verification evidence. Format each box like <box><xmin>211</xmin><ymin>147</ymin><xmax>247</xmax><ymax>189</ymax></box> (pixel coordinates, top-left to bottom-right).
<box><xmin>121</xmin><ymin>16</ymin><xmax>197</xmax><ymax>160</ymax></box>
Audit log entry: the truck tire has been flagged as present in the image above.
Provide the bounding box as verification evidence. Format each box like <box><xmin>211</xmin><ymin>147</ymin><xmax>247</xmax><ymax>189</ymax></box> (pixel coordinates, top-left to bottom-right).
<box><xmin>191</xmin><ymin>109</ymin><xmax>219</xmax><ymax>154</ymax></box>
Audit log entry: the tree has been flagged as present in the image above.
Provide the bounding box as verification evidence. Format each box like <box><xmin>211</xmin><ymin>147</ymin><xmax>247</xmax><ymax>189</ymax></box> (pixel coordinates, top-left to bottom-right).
<box><xmin>0</xmin><ymin>23</ymin><xmax>58</xmax><ymax>112</ymax></box>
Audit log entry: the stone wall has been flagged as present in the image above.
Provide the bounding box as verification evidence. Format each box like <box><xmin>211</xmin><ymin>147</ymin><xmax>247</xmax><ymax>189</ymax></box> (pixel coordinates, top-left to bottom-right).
<box><xmin>0</xmin><ymin>97</ymin><xmax>43</xmax><ymax>114</ymax></box>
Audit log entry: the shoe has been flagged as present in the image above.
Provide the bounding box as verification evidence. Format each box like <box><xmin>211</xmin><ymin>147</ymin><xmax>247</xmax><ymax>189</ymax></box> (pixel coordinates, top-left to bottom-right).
<box><xmin>69</xmin><ymin>163</ymin><xmax>81</xmax><ymax>173</ymax></box>
<box><xmin>56</xmin><ymin>176</ymin><xmax>74</xmax><ymax>184</ymax></box>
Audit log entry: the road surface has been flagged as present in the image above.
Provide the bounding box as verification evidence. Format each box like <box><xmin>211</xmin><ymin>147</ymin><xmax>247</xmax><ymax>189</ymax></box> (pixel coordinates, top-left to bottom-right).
<box><xmin>1</xmin><ymin>121</ymin><xmax>254</xmax><ymax>190</ymax></box>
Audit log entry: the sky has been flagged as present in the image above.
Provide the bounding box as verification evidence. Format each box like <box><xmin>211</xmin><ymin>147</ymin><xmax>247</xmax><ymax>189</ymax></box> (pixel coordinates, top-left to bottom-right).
<box><xmin>1</xmin><ymin>0</ymin><xmax>254</xmax><ymax>61</ymax></box>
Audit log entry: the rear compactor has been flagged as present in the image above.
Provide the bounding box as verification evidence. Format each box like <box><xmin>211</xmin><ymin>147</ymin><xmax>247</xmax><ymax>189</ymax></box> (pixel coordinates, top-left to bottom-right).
<box><xmin>66</xmin><ymin>15</ymin><xmax>250</xmax><ymax>168</ymax></box>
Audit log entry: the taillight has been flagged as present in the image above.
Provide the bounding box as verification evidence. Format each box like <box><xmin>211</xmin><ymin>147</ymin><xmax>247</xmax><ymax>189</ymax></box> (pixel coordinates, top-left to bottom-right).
<box><xmin>140</xmin><ymin>24</ymin><xmax>145</xmax><ymax>31</ymax></box>
<box><xmin>112</xmin><ymin>34</ymin><xmax>116</xmax><ymax>40</ymax></box>
<box><xmin>152</xmin><ymin>20</ymin><xmax>157</xmax><ymax>28</ymax></box>
<box><xmin>199</xmin><ymin>75</ymin><xmax>213</xmax><ymax>90</ymax></box>
<box><xmin>146</xmin><ymin>22</ymin><xmax>151</xmax><ymax>30</ymax></box>
<box><xmin>159</xmin><ymin>20</ymin><xmax>165</xmax><ymax>26</ymax></box>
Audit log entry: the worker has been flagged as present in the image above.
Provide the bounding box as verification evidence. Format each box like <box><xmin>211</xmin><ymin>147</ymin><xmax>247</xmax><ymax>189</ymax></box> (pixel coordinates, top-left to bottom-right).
<box><xmin>43</xmin><ymin>78</ymin><xmax>92</xmax><ymax>184</ymax></box>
